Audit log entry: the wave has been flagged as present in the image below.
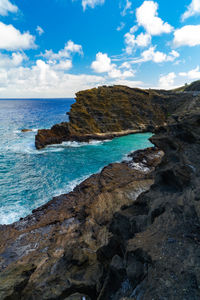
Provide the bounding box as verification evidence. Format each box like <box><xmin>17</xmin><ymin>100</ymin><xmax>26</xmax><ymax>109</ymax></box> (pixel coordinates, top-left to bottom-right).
<box><xmin>52</xmin><ymin>174</ymin><xmax>91</xmax><ymax>197</ymax></box>
<box><xmin>50</xmin><ymin>139</ymin><xmax>110</xmax><ymax>148</ymax></box>
<box><xmin>0</xmin><ymin>174</ymin><xmax>92</xmax><ymax>225</ymax></box>
<box><xmin>14</xmin><ymin>128</ymin><xmax>38</xmax><ymax>134</ymax></box>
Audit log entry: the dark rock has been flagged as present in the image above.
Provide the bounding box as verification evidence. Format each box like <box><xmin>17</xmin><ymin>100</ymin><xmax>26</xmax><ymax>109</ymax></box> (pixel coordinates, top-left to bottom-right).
<box><xmin>1</xmin><ymin>84</ymin><xmax>200</xmax><ymax>299</ymax></box>
<box><xmin>0</xmin><ymin>147</ymin><xmax>162</xmax><ymax>299</ymax></box>
<box><xmin>21</xmin><ymin>129</ymin><xmax>32</xmax><ymax>132</ymax></box>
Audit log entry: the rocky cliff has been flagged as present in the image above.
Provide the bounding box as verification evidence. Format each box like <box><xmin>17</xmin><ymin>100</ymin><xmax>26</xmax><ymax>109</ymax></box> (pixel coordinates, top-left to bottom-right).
<box><xmin>35</xmin><ymin>85</ymin><xmax>189</xmax><ymax>149</ymax></box>
<box><xmin>1</xmin><ymin>85</ymin><xmax>200</xmax><ymax>299</ymax></box>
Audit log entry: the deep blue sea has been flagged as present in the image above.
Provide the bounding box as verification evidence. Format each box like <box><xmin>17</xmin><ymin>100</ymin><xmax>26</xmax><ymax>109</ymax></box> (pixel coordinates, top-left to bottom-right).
<box><xmin>0</xmin><ymin>99</ymin><xmax>152</xmax><ymax>225</ymax></box>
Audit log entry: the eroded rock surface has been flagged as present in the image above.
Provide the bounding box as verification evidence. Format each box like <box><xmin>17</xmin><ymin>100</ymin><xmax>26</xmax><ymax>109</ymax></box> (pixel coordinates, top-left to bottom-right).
<box><xmin>0</xmin><ymin>148</ymin><xmax>163</xmax><ymax>299</ymax></box>
<box><xmin>1</xmin><ymin>86</ymin><xmax>200</xmax><ymax>299</ymax></box>
<box><xmin>35</xmin><ymin>85</ymin><xmax>190</xmax><ymax>149</ymax></box>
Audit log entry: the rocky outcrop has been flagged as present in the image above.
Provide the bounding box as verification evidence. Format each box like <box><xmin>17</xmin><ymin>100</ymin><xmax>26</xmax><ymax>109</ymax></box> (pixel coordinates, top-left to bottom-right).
<box><xmin>0</xmin><ymin>147</ymin><xmax>163</xmax><ymax>299</ymax></box>
<box><xmin>184</xmin><ymin>80</ymin><xmax>200</xmax><ymax>92</ymax></box>
<box><xmin>21</xmin><ymin>129</ymin><xmax>33</xmax><ymax>132</ymax></box>
<box><xmin>35</xmin><ymin>85</ymin><xmax>190</xmax><ymax>149</ymax></box>
<box><xmin>1</xmin><ymin>86</ymin><xmax>200</xmax><ymax>299</ymax></box>
<box><xmin>1</xmin><ymin>106</ymin><xmax>200</xmax><ymax>299</ymax></box>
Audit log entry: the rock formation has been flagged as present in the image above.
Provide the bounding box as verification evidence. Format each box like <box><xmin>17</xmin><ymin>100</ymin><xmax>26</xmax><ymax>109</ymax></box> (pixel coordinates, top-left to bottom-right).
<box><xmin>0</xmin><ymin>147</ymin><xmax>163</xmax><ymax>299</ymax></box>
<box><xmin>35</xmin><ymin>85</ymin><xmax>189</xmax><ymax>149</ymax></box>
<box><xmin>1</xmin><ymin>84</ymin><xmax>200</xmax><ymax>299</ymax></box>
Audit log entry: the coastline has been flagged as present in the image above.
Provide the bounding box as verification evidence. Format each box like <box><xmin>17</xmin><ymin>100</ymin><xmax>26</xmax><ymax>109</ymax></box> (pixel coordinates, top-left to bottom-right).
<box><xmin>0</xmin><ymin>84</ymin><xmax>200</xmax><ymax>299</ymax></box>
<box><xmin>0</xmin><ymin>146</ymin><xmax>164</xmax><ymax>299</ymax></box>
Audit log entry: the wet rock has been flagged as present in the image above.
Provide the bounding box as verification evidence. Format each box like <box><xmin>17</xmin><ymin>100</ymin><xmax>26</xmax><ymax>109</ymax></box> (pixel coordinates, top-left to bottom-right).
<box><xmin>21</xmin><ymin>129</ymin><xmax>32</xmax><ymax>132</ymax></box>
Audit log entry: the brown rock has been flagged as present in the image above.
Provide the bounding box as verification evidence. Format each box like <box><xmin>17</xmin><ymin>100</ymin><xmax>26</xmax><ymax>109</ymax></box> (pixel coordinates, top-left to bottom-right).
<box><xmin>35</xmin><ymin>85</ymin><xmax>191</xmax><ymax>149</ymax></box>
<box><xmin>0</xmin><ymin>147</ymin><xmax>163</xmax><ymax>299</ymax></box>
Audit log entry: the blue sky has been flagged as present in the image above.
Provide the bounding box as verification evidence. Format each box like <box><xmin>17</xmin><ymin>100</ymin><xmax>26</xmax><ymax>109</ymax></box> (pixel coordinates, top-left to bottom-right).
<box><xmin>0</xmin><ymin>0</ymin><xmax>200</xmax><ymax>97</ymax></box>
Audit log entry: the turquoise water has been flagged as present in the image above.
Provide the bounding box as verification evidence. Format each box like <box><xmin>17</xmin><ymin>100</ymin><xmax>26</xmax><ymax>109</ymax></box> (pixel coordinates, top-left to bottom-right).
<box><xmin>0</xmin><ymin>99</ymin><xmax>152</xmax><ymax>225</ymax></box>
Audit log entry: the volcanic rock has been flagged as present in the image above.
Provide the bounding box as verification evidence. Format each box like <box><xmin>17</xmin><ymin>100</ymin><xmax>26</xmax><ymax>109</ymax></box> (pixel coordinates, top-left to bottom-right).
<box><xmin>35</xmin><ymin>85</ymin><xmax>190</xmax><ymax>149</ymax></box>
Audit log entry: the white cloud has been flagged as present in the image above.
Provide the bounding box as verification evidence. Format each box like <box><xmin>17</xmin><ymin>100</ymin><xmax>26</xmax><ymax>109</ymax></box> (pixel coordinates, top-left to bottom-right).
<box><xmin>42</xmin><ymin>40</ymin><xmax>83</xmax><ymax>60</ymax></box>
<box><xmin>159</xmin><ymin>72</ymin><xmax>176</xmax><ymax>88</ymax></box>
<box><xmin>120</xmin><ymin>62</ymin><xmax>132</xmax><ymax>69</ymax></box>
<box><xmin>179</xmin><ymin>66</ymin><xmax>200</xmax><ymax>79</ymax></box>
<box><xmin>0</xmin><ymin>52</ymin><xmax>26</xmax><ymax>68</ymax></box>
<box><xmin>91</xmin><ymin>52</ymin><xmax>114</xmax><ymax>73</ymax></box>
<box><xmin>82</xmin><ymin>0</ymin><xmax>104</xmax><ymax>10</ymax></box>
<box><xmin>121</xmin><ymin>0</ymin><xmax>132</xmax><ymax>16</ymax></box>
<box><xmin>181</xmin><ymin>0</ymin><xmax>200</xmax><ymax>21</ymax></box>
<box><xmin>124</xmin><ymin>32</ymin><xmax>151</xmax><ymax>54</ymax></box>
<box><xmin>52</xmin><ymin>60</ymin><xmax>72</xmax><ymax>71</ymax></box>
<box><xmin>132</xmin><ymin>47</ymin><xmax>179</xmax><ymax>63</ymax></box>
<box><xmin>130</xmin><ymin>25</ymin><xmax>138</xmax><ymax>34</ymax></box>
<box><xmin>36</xmin><ymin>26</ymin><xmax>44</xmax><ymax>36</ymax></box>
<box><xmin>173</xmin><ymin>25</ymin><xmax>200</xmax><ymax>47</ymax></box>
<box><xmin>136</xmin><ymin>1</ymin><xmax>173</xmax><ymax>35</ymax></box>
<box><xmin>117</xmin><ymin>22</ymin><xmax>125</xmax><ymax>31</ymax></box>
<box><xmin>0</xmin><ymin>22</ymin><xmax>36</xmax><ymax>50</ymax></box>
<box><xmin>40</xmin><ymin>41</ymin><xmax>83</xmax><ymax>72</ymax></box>
<box><xmin>0</xmin><ymin>59</ymin><xmax>105</xmax><ymax>97</ymax></box>
<box><xmin>0</xmin><ymin>0</ymin><xmax>18</xmax><ymax>16</ymax></box>
<box><xmin>91</xmin><ymin>52</ymin><xmax>135</xmax><ymax>78</ymax></box>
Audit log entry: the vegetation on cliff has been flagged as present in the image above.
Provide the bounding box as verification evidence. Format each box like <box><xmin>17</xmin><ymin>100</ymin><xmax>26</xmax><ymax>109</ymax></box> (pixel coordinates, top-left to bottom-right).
<box><xmin>35</xmin><ymin>85</ymin><xmax>190</xmax><ymax>149</ymax></box>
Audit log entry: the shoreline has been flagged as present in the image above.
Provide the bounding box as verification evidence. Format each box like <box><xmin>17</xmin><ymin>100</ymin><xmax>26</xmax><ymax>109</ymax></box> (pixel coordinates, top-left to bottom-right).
<box><xmin>1</xmin><ymin>112</ymin><xmax>200</xmax><ymax>299</ymax></box>
<box><xmin>1</xmin><ymin>85</ymin><xmax>200</xmax><ymax>299</ymax></box>
<box><xmin>0</xmin><ymin>135</ymin><xmax>154</xmax><ymax>227</ymax></box>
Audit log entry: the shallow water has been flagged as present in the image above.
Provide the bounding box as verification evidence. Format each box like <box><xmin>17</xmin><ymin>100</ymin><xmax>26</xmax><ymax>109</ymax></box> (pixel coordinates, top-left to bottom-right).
<box><xmin>0</xmin><ymin>99</ymin><xmax>152</xmax><ymax>224</ymax></box>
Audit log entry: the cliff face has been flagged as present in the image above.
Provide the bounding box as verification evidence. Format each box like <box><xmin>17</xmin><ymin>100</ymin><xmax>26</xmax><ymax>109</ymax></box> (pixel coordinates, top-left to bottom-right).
<box><xmin>1</xmin><ymin>102</ymin><xmax>200</xmax><ymax>299</ymax></box>
<box><xmin>35</xmin><ymin>85</ymin><xmax>189</xmax><ymax>149</ymax></box>
<box><xmin>1</xmin><ymin>85</ymin><xmax>200</xmax><ymax>299</ymax></box>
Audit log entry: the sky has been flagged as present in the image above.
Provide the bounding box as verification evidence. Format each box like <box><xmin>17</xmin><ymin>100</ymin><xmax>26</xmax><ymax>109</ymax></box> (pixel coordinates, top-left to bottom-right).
<box><xmin>0</xmin><ymin>0</ymin><xmax>200</xmax><ymax>97</ymax></box>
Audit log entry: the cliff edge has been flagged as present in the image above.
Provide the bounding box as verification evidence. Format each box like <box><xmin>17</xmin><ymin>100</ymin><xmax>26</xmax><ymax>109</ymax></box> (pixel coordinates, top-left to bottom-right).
<box><xmin>35</xmin><ymin>85</ymin><xmax>189</xmax><ymax>149</ymax></box>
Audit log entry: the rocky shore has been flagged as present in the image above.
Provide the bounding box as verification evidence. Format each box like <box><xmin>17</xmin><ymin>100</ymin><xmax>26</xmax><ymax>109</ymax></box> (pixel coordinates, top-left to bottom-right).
<box><xmin>0</xmin><ymin>84</ymin><xmax>200</xmax><ymax>299</ymax></box>
<box><xmin>0</xmin><ymin>147</ymin><xmax>163</xmax><ymax>299</ymax></box>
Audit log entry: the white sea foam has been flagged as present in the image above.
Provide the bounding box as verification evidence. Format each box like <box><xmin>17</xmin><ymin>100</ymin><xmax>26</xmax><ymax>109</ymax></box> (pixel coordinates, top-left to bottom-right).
<box><xmin>0</xmin><ymin>205</ymin><xmax>28</xmax><ymax>225</ymax></box>
<box><xmin>52</xmin><ymin>174</ymin><xmax>91</xmax><ymax>197</ymax></box>
<box><xmin>6</xmin><ymin>136</ymin><xmax>111</xmax><ymax>155</ymax></box>
<box><xmin>0</xmin><ymin>174</ymin><xmax>93</xmax><ymax>225</ymax></box>
<box><xmin>51</xmin><ymin>139</ymin><xmax>110</xmax><ymax>148</ymax></box>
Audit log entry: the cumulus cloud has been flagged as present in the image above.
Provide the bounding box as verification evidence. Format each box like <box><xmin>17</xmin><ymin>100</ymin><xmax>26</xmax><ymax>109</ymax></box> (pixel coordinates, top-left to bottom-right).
<box><xmin>42</xmin><ymin>40</ymin><xmax>83</xmax><ymax>60</ymax></box>
<box><xmin>136</xmin><ymin>1</ymin><xmax>173</xmax><ymax>35</ymax></box>
<box><xmin>179</xmin><ymin>66</ymin><xmax>200</xmax><ymax>79</ymax></box>
<box><xmin>132</xmin><ymin>47</ymin><xmax>179</xmax><ymax>64</ymax></box>
<box><xmin>91</xmin><ymin>52</ymin><xmax>114</xmax><ymax>73</ymax></box>
<box><xmin>0</xmin><ymin>22</ymin><xmax>36</xmax><ymax>50</ymax></box>
<box><xmin>124</xmin><ymin>32</ymin><xmax>151</xmax><ymax>54</ymax></box>
<box><xmin>36</xmin><ymin>26</ymin><xmax>44</xmax><ymax>36</ymax></box>
<box><xmin>82</xmin><ymin>0</ymin><xmax>104</xmax><ymax>10</ymax></box>
<box><xmin>40</xmin><ymin>41</ymin><xmax>83</xmax><ymax>72</ymax></box>
<box><xmin>91</xmin><ymin>52</ymin><xmax>135</xmax><ymax>78</ymax></box>
<box><xmin>0</xmin><ymin>0</ymin><xmax>18</xmax><ymax>16</ymax></box>
<box><xmin>0</xmin><ymin>58</ymin><xmax>105</xmax><ymax>97</ymax></box>
<box><xmin>159</xmin><ymin>72</ymin><xmax>176</xmax><ymax>88</ymax></box>
<box><xmin>173</xmin><ymin>25</ymin><xmax>200</xmax><ymax>47</ymax></box>
<box><xmin>181</xmin><ymin>0</ymin><xmax>200</xmax><ymax>21</ymax></box>
<box><xmin>0</xmin><ymin>52</ymin><xmax>26</xmax><ymax>68</ymax></box>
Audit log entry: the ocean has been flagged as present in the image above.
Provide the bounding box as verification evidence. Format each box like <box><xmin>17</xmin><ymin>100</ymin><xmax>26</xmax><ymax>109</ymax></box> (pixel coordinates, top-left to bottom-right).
<box><xmin>0</xmin><ymin>99</ymin><xmax>152</xmax><ymax>225</ymax></box>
